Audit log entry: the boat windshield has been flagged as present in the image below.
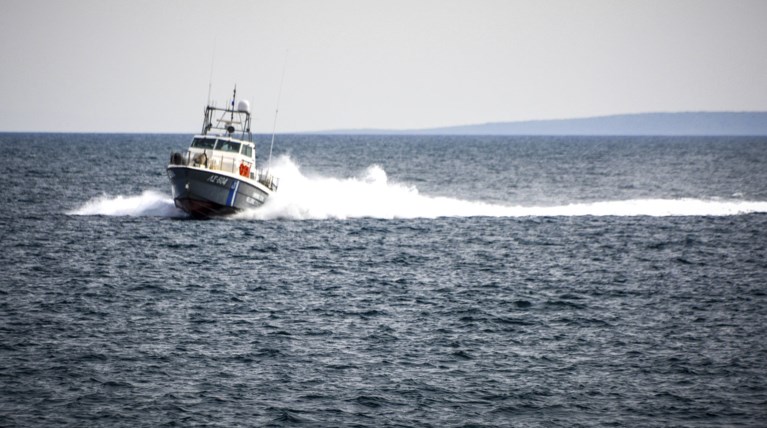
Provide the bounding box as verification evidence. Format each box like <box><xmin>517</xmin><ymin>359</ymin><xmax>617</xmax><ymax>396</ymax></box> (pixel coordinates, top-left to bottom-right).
<box><xmin>215</xmin><ymin>140</ymin><xmax>241</xmax><ymax>153</ymax></box>
<box><xmin>191</xmin><ymin>137</ymin><xmax>216</xmax><ymax>149</ymax></box>
<box><xmin>241</xmin><ymin>145</ymin><xmax>253</xmax><ymax>158</ymax></box>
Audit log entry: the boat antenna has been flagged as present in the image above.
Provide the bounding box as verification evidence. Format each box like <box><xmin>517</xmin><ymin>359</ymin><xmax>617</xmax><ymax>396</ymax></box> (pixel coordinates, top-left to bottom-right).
<box><xmin>206</xmin><ymin>40</ymin><xmax>216</xmax><ymax>106</ymax></box>
<box><xmin>231</xmin><ymin>85</ymin><xmax>236</xmax><ymax>122</ymax></box>
<box><xmin>267</xmin><ymin>52</ymin><xmax>288</xmax><ymax>173</ymax></box>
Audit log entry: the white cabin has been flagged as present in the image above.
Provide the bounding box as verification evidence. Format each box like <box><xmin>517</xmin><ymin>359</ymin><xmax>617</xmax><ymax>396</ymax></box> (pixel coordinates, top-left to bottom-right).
<box><xmin>187</xmin><ymin>135</ymin><xmax>256</xmax><ymax>179</ymax></box>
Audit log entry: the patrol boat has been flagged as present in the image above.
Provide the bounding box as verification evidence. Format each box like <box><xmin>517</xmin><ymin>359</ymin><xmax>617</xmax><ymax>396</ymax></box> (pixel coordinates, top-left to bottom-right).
<box><xmin>167</xmin><ymin>88</ymin><xmax>278</xmax><ymax>218</ymax></box>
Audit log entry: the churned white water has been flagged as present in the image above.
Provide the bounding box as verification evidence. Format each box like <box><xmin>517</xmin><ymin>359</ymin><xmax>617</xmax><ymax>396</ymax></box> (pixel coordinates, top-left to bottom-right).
<box><xmin>70</xmin><ymin>155</ymin><xmax>767</xmax><ymax>220</ymax></box>
<box><xmin>68</xmin><ymin>190</ymin><xmax>184</xmax><ymax>217</ymax></box>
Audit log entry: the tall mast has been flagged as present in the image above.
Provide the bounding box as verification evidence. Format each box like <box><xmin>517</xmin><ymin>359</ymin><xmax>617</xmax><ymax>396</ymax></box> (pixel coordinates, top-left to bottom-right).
<box><xmin>230</xmin><ymin>85</ymin><xmax>236</xmax><ymax>122</ymax></box>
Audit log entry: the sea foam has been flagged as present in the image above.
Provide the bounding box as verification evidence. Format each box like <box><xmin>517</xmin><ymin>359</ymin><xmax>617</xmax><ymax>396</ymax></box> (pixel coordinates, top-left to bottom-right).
<box><xmin>68</xmin><ymin>190</ymin><xmax>185</xmax><ymax>217</ymax></box>
<box><xmin>69</xmin><ymin>156</ymin><xmax>767</xmax><ymax>219</ymax></box>
<box><xmin>235</xmin><ymin>156</ymin><xmax>767</xmax><ymax>220</ymax></box>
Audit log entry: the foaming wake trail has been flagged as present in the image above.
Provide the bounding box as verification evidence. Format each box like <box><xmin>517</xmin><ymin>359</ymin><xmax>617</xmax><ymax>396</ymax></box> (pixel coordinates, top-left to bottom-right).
<box><xmin>68</xmin><ymin>190</ymin><xmax>185</xmax><ymax>217</ymax></box>
<box><xmin>519</xmin><ymin>199</ymin><xmax>767</xmax><ymax>217</ymax></box>
<box><xmin>235</xmin><ymin>156</ymin><xmax>767</xmax><ymax>220</ymax></box>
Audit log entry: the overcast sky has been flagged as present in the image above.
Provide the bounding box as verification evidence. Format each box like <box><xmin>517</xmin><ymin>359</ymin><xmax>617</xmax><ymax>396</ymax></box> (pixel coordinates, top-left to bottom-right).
<box><xmin>1</xmin><ymin>0</ymin><xmax>766</xmax><ymax>133</ymax></box>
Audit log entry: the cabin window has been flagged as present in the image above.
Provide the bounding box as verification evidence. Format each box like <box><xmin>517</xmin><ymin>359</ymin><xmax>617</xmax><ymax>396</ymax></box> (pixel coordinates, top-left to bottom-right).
<box><xmin>215</xmin><ymin>140</ymin><xmax>241</xmax><ymax>153</ymax></box>
<box><xmin>191</xmin><ymin>137</ymin><xmax>215</xmax><ymax>149</ymax></box>
<box><xmin>241</xmin><ymin>145</ymin><xmax>253</xmax><ymax>158</ymax></box>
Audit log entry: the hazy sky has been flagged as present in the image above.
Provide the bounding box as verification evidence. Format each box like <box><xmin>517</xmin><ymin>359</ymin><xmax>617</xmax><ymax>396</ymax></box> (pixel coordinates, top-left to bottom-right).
<box><xmin>1</xmin><ymin>0</ymin><xmax>766</xmax><ymax>133</ymax></box>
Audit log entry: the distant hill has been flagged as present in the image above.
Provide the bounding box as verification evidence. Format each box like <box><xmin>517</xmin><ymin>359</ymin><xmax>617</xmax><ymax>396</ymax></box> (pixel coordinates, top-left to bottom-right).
<box><xmin>323</xmin><ymin>112</ymin><xmax>767</xmax><ymax>136</ymax></box>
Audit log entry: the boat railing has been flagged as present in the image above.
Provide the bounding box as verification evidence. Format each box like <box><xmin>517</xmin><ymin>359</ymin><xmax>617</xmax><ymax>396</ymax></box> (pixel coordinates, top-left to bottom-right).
<box><xmin>169</xmin><ymin>150</ymin><xmax>240</xmax><ymax>173</ymax></box>
<box><xmin>256</xmin><ymin>170</ymin><xmax>279</xmax><ymax>192</ymax></box>
<box><xmin>169</xmin><ymin>150</ymin><xmax>278</xmax><ymax>191</ymax></box>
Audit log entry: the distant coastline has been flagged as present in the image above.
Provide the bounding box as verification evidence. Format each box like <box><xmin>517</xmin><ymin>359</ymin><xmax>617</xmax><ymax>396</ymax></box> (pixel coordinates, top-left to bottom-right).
<box><xmin>319</xmin><ymin>112</ymin><xmax>767</xmax><ymax>136</ymax></box>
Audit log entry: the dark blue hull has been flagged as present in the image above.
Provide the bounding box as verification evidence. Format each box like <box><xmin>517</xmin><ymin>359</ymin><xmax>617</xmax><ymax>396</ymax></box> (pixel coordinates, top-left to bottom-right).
<box><xmin>167</xmin><ymin>166</ymin><xmax>269</xmax><ymax>218</ymax></box>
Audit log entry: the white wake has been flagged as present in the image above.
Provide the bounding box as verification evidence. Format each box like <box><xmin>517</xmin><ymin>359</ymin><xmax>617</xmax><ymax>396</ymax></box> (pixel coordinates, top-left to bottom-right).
<box><xmin>68</xmin><ymin>190</ymin><xmax>185</xmax><ymax>217</ymax></box>
<box><xmin>69</xmin><ymin>157</ymin><xmax>767</xmax><ymax>219</ymax></box>
<box><xmin>235</xmin><ymin>156</ymin><xmax>767</xmax><ymax>220</ymax></box>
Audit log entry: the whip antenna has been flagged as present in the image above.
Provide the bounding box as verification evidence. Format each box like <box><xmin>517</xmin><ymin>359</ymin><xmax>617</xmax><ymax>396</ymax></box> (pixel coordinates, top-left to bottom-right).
<box><xmin>206</xmin><ymin>41</ymin><xmax>217</xmax><ymax>106</ymax></box>
<box><xmin>267</xmin><ymin>52</ymin><xmax>288</xmax><ymax>173</ymax></box>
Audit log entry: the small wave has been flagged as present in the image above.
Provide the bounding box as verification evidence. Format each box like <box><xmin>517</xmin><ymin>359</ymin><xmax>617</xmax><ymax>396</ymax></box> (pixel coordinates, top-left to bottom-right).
<box><xmin>234</xmin><ymin>156</ymin><xmax>767</xmax><ymax>220</ymax></box>
<box><xmin>68</xmin><ymin>190</ymin><xmax>185</xmax><ymax>218</ymax></box>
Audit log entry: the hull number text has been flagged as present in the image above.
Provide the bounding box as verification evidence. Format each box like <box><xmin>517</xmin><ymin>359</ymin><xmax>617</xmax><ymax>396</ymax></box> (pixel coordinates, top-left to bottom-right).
<box><xmin>207</xmin><ymin>175</ymin><xmax>229</xmax><ymax>186</ymax></box>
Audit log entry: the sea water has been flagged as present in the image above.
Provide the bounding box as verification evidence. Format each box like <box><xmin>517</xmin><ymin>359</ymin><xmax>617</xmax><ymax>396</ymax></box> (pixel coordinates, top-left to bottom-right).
<box><xmin>1</xmin><ymin>133</ymin><xmax>766</xmax><ymax>426</ymax></box>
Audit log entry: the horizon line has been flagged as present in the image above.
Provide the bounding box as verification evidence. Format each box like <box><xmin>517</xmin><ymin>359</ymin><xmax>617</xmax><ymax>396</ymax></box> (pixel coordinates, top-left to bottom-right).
<box><xmin>1</xmin><ymin>110</ymin><xmax>766</xmax><ymax>135</ymax></box>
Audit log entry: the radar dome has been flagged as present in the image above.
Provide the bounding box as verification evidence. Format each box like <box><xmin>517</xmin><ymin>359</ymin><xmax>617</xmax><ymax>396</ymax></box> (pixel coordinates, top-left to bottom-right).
<box><xmin>237</xmin><ymin>100</ymin><xmax>251</xmax><ymax>113</ymax></box>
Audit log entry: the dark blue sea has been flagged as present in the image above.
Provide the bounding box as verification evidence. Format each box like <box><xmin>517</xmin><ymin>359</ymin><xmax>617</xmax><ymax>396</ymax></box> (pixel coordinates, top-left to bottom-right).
<box><xmin>2</xmin><ymin>133</ymin><xmax>767</xmax><ymax>427</ymax></box>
